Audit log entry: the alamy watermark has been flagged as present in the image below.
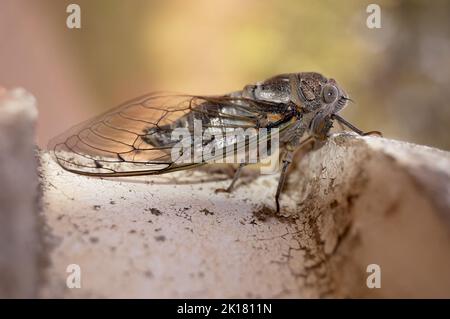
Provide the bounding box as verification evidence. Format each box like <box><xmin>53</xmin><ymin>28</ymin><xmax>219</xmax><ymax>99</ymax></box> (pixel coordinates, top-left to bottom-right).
<box><xmin>66</xmin><ymin>4</ymin><xmax>81</xmax><ymax>29</ymax></box>
<box><xmin>66</xmin><ymin>263</ymin><xmax>81</xmax><ymax>289</ymax></box>
<box><xmin>366</xmin><ymin>4</ymin><xmax>382</xmax><ymax>29</ymax></box>
<box><xmin>366</xmin><ymin>263</ymin><xmax>381</xmax><ymax>289</ymax></box>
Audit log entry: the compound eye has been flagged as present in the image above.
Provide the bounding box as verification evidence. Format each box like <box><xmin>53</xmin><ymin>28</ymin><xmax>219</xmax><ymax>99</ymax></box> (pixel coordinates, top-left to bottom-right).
<box><xmin>323</xmin><ymin>85</ymin><xmax>338</xmax><ymax>104</ymax></box>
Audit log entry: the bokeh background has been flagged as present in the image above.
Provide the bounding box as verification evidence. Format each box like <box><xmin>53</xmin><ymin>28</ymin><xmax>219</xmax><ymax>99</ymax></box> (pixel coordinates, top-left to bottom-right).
<box><xmin>1</xmin><ymin>0</ymin><xmax>449</xmax><ymax>149</ymax></box>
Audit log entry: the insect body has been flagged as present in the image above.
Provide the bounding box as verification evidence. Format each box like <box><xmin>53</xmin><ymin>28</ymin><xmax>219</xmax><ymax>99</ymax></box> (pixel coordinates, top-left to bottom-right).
<box><xmin>50</xmin><ymin>72</ymin><xmax>379</xmax><ymax>211</ymax></box>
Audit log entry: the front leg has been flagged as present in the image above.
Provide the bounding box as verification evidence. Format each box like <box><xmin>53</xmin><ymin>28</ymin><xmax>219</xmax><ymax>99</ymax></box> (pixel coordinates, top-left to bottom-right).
<box><xmin>332</xmin><ymin>114</ymin><xmax>382</xmax><ymax>136</ymax></box>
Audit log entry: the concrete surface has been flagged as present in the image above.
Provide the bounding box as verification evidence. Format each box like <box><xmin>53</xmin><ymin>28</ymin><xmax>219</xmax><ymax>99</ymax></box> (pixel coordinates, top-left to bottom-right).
<box><xmin>38</xmin><ymin>133</ymin><xmax>450</xmax><ymax>298</ymax></box>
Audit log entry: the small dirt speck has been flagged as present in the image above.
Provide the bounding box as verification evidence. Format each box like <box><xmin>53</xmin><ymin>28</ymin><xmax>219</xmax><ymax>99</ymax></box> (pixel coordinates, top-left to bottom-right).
<box><xmin>93</xmin><ymin>205</ymin><xmax>101</xmax><ymax>211</ymax></box>
<box><xmin>89</xmin><ymin>237</ymin><xmax>99</xmax><ymax>243</ymax></box>
<box><xmin>330</xmin><ymin>200</ymin><xmax>338</xmax><ymax>208</ymax></box>
<box><xmin>201</xmin><ymin>208</ymin><xmax>214</xmax><ymax>216</ymax></box>
<box><xmin>252</xmin><ymin>205</ymin><xmax>297</xmax><ymax>224</ymax></box>
<box><xmin>146</xmin><ymin>208</ymin><xmax>163</xmax><ymax>216</ymax></box>
<box><xmin>155</xmin><ymin>235</ymin><xmax>166</xmax><ymax>242</ymax></box>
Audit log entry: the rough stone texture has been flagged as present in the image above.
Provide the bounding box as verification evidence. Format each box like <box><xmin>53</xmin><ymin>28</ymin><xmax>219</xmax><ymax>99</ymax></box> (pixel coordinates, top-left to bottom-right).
<box><xmin>0</xmin><ymin>88</ymin><xmax>40</xmax><ymax>298</ymax></box>
<box><xmin>285</xmin><ymin>134</ymin><xmax>450</xmax><ymax>298</ymax></box>
<box><xmin>38</xmin><ymin>133</ymin><xmax>450</xmax><ymax>298</ymax></box>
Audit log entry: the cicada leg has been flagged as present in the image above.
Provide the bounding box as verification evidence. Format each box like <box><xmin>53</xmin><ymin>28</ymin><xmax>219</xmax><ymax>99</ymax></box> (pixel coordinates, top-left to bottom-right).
<box><xmin>332</xmin><ymin>114</ymin><xmax>383</xmax><ymax>137</ymax></box>
<box><xmin>215</xmin><ymin>163</ymin><xmax>246</xmax><ymax>193</ymax></box>
<box><xmin>275</xmin><ymin>152</ymin><xmax>293</xmax><ymax>213</ymax></box>
<box><xmin>275</xmin><ymin>136</ymin><xmax>316</xmax><ymax>212</ymax></box>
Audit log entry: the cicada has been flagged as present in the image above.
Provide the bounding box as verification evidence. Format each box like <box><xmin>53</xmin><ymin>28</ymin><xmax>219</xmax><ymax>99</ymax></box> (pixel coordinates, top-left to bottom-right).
<box><xmin>50</xmin><ymin>72</ymin><xmax>380</xmax><ymax>212</ymax></box>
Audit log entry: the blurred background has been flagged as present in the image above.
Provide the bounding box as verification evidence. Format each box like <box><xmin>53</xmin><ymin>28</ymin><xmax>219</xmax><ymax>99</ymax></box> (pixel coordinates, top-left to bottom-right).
<box><xmin>0</xmin><ymin>0</ymin><xmax>449</xmax><ymax>149</ymax></box>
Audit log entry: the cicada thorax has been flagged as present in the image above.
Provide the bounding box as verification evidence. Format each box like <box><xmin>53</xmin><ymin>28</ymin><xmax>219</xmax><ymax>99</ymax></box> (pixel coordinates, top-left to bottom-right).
<box><xmin>238</xmin><ymin>72</ymin><xmax>336</xmax><ymax>147</ymax></box>
<box><xmin>241</xmin><ymin>74</ymin><xmax>292</xmax><ymax>104</ymax></box>
<box><xmin>241</xmin><ymin>72</ymin><xmax>329</xmax><ymax>111</ymax></box>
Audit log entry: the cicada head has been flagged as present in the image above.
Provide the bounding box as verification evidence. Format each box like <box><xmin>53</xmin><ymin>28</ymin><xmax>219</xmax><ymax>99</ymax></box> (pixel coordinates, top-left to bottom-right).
<box><xmin>292</xmin><ymin>72</ymin><xmax>349</xmax><ymax>114</ymax></box>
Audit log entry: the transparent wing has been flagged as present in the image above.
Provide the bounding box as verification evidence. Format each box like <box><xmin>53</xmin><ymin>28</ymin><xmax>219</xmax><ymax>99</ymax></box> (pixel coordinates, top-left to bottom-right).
<box><xmin>49</xmin><ymin>93</ymin><xmax>291</xmax><ymax>177</ymax></box>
